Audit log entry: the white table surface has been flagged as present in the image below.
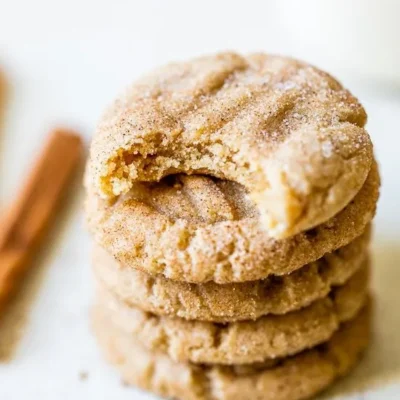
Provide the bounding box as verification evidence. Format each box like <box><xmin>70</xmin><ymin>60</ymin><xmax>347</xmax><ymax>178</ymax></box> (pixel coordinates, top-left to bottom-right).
<box><xmin>0</xmin><ymin>1</ymin><xmax>399</xmax><ymax>399</ymax></box>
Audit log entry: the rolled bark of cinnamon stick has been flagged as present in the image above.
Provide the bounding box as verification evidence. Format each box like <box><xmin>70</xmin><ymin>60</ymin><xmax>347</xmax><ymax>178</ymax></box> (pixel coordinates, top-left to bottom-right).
<box><xmin>0</xmin><ymin>129</ymin><xmax>83</xmax><ymax>312</ymax></box>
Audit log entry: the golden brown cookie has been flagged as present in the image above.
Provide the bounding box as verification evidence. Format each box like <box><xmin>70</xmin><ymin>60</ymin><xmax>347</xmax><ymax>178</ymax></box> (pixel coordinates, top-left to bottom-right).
<box><xmin>88</xmin><ymin>52</ymin><xmax>372</xmax><ymax>239</ymax></box>
<box><xmin>86</xmin><ymin>162</ymin><xmax>379</xmax><ymax>283</ymax></box>
<box><xmin>95</xmin><ymin>261</ymin><xmax>369</xmax><ymax>365</ymax></box>
<box><xmin>92</xmin><ymin>227</ymin><xmax>370</xmax><ymax>322</ymax></box>
<box><xmin>93</xmin><ymin>302</ymin><xmax>371</xmax><ymax>400</ymax></box>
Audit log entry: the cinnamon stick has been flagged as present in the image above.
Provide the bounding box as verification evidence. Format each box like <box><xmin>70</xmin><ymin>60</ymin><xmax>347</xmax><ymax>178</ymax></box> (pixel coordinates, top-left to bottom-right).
<box><xmin>0</xmin><ymin>129</ymin><xmax>83</xmax><ymax>311</ymax></box>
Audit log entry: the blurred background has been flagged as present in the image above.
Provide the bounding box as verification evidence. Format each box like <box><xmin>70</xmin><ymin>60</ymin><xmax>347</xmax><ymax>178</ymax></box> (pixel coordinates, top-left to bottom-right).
<box><xmin>0</xmin><ymin>1</ymin><xmax>399</xmax><ymax>399</ymax></box>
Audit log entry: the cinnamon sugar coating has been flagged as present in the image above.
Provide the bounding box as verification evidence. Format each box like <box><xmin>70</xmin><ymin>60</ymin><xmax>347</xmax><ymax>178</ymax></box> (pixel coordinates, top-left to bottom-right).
<box><xmin>92</xmin><ymin>302</ymin><xmax>371</xmax><ymax>400</ymax></box>
<box><xmin>86</xmin><ymin>163</ymin><xmax>379</xmax><ymax>283</ymax></box>
<box><xmin>88</xmin><ymin>52</ymin><xmax>373</xmax><ymax>239</ymax></box>
<box><xmin>92</xmin><ymin>228</ymin><xmax>370</xmax><ymax>322</ymax></box>
<box><xmin>95</xmin><ymin>261</ymin><xmax>369</xmax><ymax>365</ymax></box>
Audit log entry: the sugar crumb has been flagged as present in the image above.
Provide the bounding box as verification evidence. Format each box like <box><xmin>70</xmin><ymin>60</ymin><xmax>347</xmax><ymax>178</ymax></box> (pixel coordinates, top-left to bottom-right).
<box><xmin>79</xmin><ymin>371</ymin><xmax>89</xmax><ymax>381</ymax></box>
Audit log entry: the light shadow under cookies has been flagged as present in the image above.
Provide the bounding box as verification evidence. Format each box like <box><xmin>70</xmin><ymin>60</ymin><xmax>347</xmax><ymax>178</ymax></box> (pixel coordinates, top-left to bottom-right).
<box><xmin>319</xmin><ymin>240</ymin><xmax>400</xmax><ymax>398</ymax></box>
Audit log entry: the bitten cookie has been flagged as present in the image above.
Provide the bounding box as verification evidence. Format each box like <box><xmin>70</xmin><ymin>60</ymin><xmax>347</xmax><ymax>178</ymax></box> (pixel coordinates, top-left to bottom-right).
<box><xmin>93</xmin><ymin>302</ymin><xmax>371</xmax><ymax>400</ymax></box>
<box><xmin>88</xmin><ymin>52</ymin><xmax>373</xmax><ymax>239</ymax></box>
<box><xmin>86</xmin><ymin>162</ymin><xmax>379</xmax><ymax>283</ymax></box>
<box><xmin>93</xmin><ymin>227</ymin><xmax>370</xmax><ymax>322</ymax></box>
<box><xmin>95</xmin><ymin>261</ymin><xmax>369</xmax><ymax>365</ymax></box>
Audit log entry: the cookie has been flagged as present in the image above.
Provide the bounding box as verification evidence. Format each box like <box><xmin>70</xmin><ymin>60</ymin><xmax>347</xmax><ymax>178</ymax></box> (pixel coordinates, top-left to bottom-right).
<box><xmin>87</xmin><ymin>52</ymin><xmax>372</xmax><ymax>239</ymax></box>
<box><xmin>86</xmin><ymin>162</ymin><xmax>379</xmax><ymax>283</ymax></box>
<box><xmin>92</xmin><ymin>302</ymin><xmax>371</xmax><ymax>400</ymax></box>
<box><xmin>92</xmin><ymin>227</ymin><xmax>370</xmax><ymax>322</ymax></box>
<box><xmin>95</xmin><ymin>260</ymin><xmax>368</xmax><ymax>365</ymax></box>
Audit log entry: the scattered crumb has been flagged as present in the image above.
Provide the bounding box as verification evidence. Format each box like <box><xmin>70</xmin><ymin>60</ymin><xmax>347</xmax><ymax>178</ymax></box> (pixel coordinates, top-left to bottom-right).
<box><xmin>79</xmin><ymin>371</ymin><xmax>89</xmax><ymax>381</ymax></box>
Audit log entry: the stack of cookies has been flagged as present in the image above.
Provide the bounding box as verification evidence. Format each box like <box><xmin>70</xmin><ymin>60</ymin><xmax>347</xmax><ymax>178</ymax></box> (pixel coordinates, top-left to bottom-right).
<box><xmin>85</xmin><ymin>53</ymin><xmax>380</xmax><ymax>400</ymax></box>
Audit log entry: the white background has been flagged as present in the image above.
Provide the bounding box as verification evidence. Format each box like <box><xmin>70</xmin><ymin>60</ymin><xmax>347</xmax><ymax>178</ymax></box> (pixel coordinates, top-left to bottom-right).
<box><xmin>0</xmin><ymin>1</ymin><xmax>399</xmax><ymax>399</ymax></box>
